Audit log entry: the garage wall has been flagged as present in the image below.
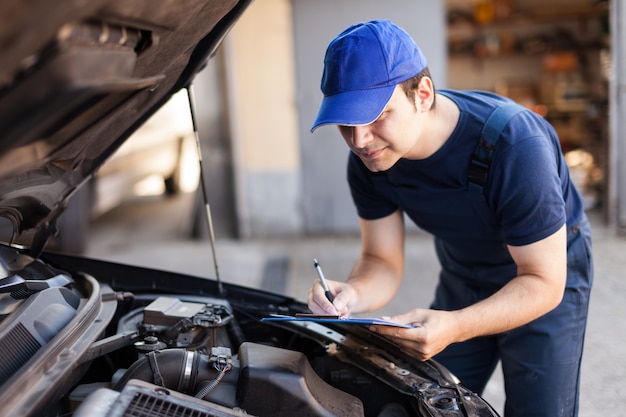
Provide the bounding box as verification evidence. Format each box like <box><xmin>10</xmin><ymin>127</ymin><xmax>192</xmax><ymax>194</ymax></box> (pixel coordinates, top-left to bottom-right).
<box><xmin>612</xmin><ymin>0</ymin><xmax>626</xmax><ymax>232</ymax></box>
<box><xmin>225</xmin><ymin>0</ymin><xmax>302</xmax><ymax>237</ymax></box>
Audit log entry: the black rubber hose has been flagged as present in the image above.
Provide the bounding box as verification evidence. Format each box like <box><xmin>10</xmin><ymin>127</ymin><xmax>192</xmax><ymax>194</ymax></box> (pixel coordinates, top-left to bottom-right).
<box><xmin>113</xmin><ymin>349</ymin><xmax>215</xmax><ymax>394</ymax></box>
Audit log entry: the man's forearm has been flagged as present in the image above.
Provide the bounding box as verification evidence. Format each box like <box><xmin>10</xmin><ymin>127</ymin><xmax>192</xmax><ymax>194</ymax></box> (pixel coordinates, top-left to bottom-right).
<box><xmin>346</xmin><ymin>256</ymin><xmax>404</xmax><ymax>313</ymax></box>
<box><xmin>451</xmin><ymin>272</ymin><xmax>565</xmax><ymax>342</ymax></box>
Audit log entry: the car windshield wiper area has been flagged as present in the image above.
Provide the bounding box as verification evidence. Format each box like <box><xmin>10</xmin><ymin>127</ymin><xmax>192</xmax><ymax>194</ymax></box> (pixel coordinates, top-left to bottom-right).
<box><xmin>0</xmin><ymin>245</ymin><xmax>73</xmax><ymax>299</ymax></box>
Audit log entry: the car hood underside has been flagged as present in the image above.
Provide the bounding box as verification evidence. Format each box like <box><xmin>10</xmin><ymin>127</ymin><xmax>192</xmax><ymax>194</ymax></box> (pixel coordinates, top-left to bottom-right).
<box><xmin>0</xmin><ymin>0</ymin><xmax>249</xmax><ymax>254</ymax></box>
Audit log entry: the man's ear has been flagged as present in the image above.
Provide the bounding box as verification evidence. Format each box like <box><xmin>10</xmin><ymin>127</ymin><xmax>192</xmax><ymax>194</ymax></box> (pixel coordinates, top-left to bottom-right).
<box><xmin>415</xmin><ymin>76</ymin><xmax>435</xmax><ymax>111</ymax></box>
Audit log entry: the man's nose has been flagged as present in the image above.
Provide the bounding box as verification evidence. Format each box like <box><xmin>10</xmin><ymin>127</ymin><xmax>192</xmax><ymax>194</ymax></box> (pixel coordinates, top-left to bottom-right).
<box><xmin>351</xmin><ymin>125</ymin><xmax>372</xmax><ymax>149</ymax></box>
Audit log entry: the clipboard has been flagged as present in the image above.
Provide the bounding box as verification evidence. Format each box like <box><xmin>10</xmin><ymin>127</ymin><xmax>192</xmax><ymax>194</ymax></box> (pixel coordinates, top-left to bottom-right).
<box><xmin>261</xmin><ymin>313</ymin><xmax>415</xmax><ymax>328</ymax></box>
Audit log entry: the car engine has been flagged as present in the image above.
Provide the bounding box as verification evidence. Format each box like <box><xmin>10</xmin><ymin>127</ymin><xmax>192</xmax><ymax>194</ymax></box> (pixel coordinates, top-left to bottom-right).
<box><xmin>0</xmin><ymin>247</ymin><xmax>499</xmax><ymax>417</ymax></box>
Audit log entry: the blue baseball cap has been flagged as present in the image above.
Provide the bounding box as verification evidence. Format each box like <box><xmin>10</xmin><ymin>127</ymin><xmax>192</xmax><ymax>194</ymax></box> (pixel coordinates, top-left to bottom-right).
<box><xmin>311</xmin><ymin>20</ymin><xmax>427</xmax><ymax>132</ymax></box>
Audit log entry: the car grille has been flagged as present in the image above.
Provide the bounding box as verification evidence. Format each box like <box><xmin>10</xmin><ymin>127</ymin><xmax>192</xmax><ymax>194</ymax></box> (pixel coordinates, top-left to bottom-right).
<box><xmin>0</xmin><ymin>323</ymin><xmax>40</xmax><ymax>385</ymax></box>
<box><xmin>0</xmin><ymin>287</ymin><xmax>80</xmax><ymax>386</ymax></box>
<box><xmin>74</xmin><ymin>379</ymin><xmax>252</xmax><ymax>417</ymax></box>
<box><xmin>124</xmin><ymin>391</ymin><xmax>216</xmax><ymax>417</ymax></box>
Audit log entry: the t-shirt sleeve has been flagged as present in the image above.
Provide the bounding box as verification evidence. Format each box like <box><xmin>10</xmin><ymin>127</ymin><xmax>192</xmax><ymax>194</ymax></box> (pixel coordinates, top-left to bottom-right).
<box><xmin>489</xmin><ymin>133</ymin><xmax>567</xmax><ymax>246</ymax></box>
<box><xmin>347</xmin><ymin>153</ymin><xmax>398</xmax><ymax>220</ymax></box>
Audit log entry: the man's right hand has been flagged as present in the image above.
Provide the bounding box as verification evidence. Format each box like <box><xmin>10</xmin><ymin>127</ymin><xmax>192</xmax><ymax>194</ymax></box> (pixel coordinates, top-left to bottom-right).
<box><xmin>307</xmin><ymin>279</ymin><xmax>358</xmax><ymax>317</ymax></box>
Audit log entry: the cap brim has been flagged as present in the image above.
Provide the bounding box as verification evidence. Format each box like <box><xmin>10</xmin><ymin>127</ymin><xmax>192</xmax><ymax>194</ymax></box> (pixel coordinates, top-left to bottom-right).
<box><xmin>310</xmin><ymin>85</ymin><xmax>395</xmax><ymax>133</ymax></box>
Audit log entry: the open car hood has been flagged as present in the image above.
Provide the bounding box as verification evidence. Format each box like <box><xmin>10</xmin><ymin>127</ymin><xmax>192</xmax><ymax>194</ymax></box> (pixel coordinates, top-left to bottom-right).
<box><xmin>0</xmin><ymin>0</ymin><xmax>250</xmax><ymax>254</ymax></box>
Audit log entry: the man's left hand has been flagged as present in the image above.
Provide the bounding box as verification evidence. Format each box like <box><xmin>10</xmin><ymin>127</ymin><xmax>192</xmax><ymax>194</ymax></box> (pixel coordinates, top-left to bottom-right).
<box><xmin>369</xmin><ymin>308</ymin><xmax>460</xmax><ymax>361</ymax></box>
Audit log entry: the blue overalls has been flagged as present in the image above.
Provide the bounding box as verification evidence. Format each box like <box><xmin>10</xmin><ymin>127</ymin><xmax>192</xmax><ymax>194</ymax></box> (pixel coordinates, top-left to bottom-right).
<box><xmin>427</xmin><ymin>103</ymin><xmax>594</xmax><ymax>417</ymax></box>
<box><xmin>432</xmin><ymin>220</ymin><xmax>592</xmax><ymax>417</ymax></box>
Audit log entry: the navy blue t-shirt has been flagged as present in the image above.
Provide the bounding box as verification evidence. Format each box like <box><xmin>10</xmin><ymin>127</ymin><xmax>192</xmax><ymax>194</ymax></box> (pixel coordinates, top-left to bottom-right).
<box><xmin>348</xmin><ymin>90</ymin><xmax>586</xmax><ymax>287</ymax></box>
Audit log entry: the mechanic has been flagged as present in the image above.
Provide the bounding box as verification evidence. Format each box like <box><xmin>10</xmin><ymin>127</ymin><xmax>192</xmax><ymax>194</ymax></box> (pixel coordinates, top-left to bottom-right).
<box><xmin>307</xmin><ymin>20</ymin><xmax>593</xmax><ymax>417</ymax></box>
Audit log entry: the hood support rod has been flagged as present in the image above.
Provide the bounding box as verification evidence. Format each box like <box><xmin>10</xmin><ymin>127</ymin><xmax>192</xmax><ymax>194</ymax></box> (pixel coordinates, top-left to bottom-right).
<box><xmin>186</xmin><ymin>85</ymin><xmax>224</xmax><ymax>296</ymax></box>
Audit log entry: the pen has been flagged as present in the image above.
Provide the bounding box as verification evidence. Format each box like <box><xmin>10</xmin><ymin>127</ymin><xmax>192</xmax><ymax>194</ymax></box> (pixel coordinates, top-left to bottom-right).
<box><xmin>313</xmin><ymin>258</ymin><xmax>334</xmax><ymax>303</ymax></box>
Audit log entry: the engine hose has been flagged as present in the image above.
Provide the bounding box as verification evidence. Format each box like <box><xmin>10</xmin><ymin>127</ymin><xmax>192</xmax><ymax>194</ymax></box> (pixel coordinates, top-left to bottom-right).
<box><xmin>113</xmin><ymin>349</ymin><xmax>216</xmax><ymax>394</ymax></box>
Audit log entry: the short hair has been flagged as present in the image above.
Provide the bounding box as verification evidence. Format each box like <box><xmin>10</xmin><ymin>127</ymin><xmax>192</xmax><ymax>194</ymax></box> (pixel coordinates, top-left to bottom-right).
<box><xmin>399</xmin><ymin>67</ymin><xmax>436</xmax><ymax>110</ymax></box>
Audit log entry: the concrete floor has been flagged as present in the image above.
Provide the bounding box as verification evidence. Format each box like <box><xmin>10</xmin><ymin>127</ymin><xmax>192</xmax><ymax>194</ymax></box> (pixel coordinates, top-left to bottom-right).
<box><xmin>86</xmin><ymin>191</ymin><xmax>626</xmax><ymax>417</ymax></box>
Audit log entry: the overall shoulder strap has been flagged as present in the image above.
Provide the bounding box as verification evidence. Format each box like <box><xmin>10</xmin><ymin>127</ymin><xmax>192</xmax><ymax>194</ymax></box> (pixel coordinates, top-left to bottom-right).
<box><xmin>468</xmin><ymin>102</ymin><xmax>526</xmax><ymax>192</ymax></box>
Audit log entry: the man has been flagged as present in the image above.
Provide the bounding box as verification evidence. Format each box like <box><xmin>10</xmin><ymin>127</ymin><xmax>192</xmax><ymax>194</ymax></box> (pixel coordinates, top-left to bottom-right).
<box><xmin>307</xmin><ymin>20</ymin><xmax>593</xmax><ymax>417</ymax></box>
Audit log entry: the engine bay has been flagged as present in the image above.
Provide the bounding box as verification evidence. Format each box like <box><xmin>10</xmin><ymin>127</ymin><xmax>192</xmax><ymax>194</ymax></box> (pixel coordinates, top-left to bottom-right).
<box><xmin>0</xmin><ymin>246</ymin><xmax>499</xmax><ymax>417</ymax></box>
